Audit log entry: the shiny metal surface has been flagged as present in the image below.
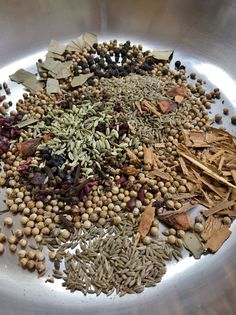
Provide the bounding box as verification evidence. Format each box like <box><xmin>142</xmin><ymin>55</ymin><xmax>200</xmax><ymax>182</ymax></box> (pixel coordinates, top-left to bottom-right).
<box><xmin>0</xmin><ymin>1</ymin><xmax>236</xmax><ymax>314</ymax></box>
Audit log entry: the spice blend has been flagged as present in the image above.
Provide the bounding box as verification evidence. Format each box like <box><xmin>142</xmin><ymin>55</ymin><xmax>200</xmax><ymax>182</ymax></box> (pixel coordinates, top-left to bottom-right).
<box><xmin>0</xmin><ymin>33</ymin><xmax>235</xmax><ymax>296</ymax></box>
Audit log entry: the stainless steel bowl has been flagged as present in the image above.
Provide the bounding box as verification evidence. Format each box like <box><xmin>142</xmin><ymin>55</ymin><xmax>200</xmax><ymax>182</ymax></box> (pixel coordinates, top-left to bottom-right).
<box><xmin>0</xmin><ymin>1</ymin><xmax>236</xmax><ymax>314</ymax></box>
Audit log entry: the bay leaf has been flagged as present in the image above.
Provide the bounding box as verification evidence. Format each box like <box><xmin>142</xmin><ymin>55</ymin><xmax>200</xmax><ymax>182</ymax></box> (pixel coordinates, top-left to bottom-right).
<box><xmin>71</xmin><ymin>73</ymin><xmax>93</xmax><ymax>87</ymax></box>
<box><xmin>46</xmin><ymin>78</ymin><xmax>61</xmax><ymax>94</ymax></box>
<box><xmin>9</xmin><ymin>69</ymin><xmax>36</xmax><ymax>83</ymax></box>
<box><xmin>36</xmin><ymin>62</ymin><xmax>47</xmax><ymax>76</ymax></box>
<box><xmin>66</xmin><ymin>42</ymin><xmax>82</xmax><ymax>52</ymax></box>
<box><xmin>23</xmin><ymin>77</ymin><xmax>44</xmax><ymax>93</ymax></box>
<box><xmin>183</xmin><ymin>232</ymin><xmax>206</xmax><ymax>259</ymax></box>
<box><xmin>48</xmin><ymin>39</ymin><xmax>66</xmax><ymax>55</ymax></box>
<box><xmin>55</xmin><ymin>61</ymin><xmax>72</xmax><ymax>79</ymax></box>
<box><xmin>151</xmin><ymin>50</ymin><xmax>173</xmax><ymax>62</ymax></box>
<box><xmin>46</xmin><ymin>52</ymin><xmax>65</xmax><ymax>61</ymax></box>
<box><xmin>83</xmin><ymin>32</ymin><xmax>98</xmax><ymax>47</ymax></box>
<box><xmin>66</xmin><ymin>35</ymin><xmax>85</xmax><ymax>52</ymax></box>
<box><xmin>41</xmin><ymin>58</ymin><xmax>61</xmax><ymax>74</ymax></box>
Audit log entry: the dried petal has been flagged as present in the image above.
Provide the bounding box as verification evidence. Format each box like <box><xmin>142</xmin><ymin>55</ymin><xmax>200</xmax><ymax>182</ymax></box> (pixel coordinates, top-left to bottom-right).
<box><xmin>121</xmin><ymin>166</ymin><xmax>138</xmax><ymax>175</ymax></box>
<box><xmin>42</xmin><ymin>133</ymin><xmax>53</xmax><ymax>143</ymax></box>
<box><xmin>166</xmin><ymin>86</ymin><xmax>187</xmax><ymax>97</ymax></box>
<box><xmin>126</xmin><ymin>149</ymin><xmax>141</xmax><ymax>165</ymax></box>
<box><xmin>157</xmin><ymin>100</ymin><xmax>178</xmax><ymax>113</ymax></box>
<box><xmin>127</xmin><ymin>198</ymin><xmax>136</xmax><ymax>210</ymax></box>
<box><xmin>17</xmin><ymin>138</ymin><xmax>40</xmax><ymax>157</ymax></box>
<box><xmin>158</xmin><ymin>212</ymin><xmax>192</xmax><ymax>230</ymax></box>
<box><xmin>31</xmin><ymin>173</ymin><xmax>46</xmax><ymax>185</ymax></box>
<box><xmin>137</xmin><ymin>187</ymin><xmax>145</xmax><ymax>203</ymax></box>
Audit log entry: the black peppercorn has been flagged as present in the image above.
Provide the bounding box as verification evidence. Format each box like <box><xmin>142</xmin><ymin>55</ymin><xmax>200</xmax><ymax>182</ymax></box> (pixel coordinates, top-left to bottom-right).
<box><xmin>175</xmin><ymin>60</ymin><xmax>181</xmax><ymax>69</ymax></box>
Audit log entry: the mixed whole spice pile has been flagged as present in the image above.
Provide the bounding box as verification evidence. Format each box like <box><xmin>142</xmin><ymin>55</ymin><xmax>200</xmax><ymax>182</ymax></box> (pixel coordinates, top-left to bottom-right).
<box><xmin>0</xmin><ymin>33</ymin><xmax>236</xmax><ymax>296</ymax></box>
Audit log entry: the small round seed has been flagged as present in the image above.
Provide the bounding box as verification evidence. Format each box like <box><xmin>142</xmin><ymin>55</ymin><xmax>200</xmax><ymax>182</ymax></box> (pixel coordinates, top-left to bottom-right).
<box><xmin>169</xmin><ymin>228</ymin><xmax>176</xmax><ymax>235</ymax></box>
<box><xmin>167</xmin><ymin>235</ymin><xmax>176</xmax><ymax>244</ymax></box>
<box><xmin>0</xmin><ymin>232</ymin><xmax>6</xmax><ymax>242</ymax></box>
<box><xmin>194</xmin><ymin>223</ymin><xmax>204</xmax><ymax>233</ymax></box>
<box><xmin>4</xmin><ymin>217</ymin><xmax>13</xmax><ymax>227</ymax></box>
<box><xmin>223</xmin><ymin>216</ymin><xmax>231</xmax><ymax>225</ymax></box>
<box><xmin>0</xmin><ymin>243</ymin><xmax>5</xmax><ymax>255</ymax></box>
<box><xmin>176</xmin><ymin>230</ymin><xmax>185</xmax><ymax>238</ymax></box>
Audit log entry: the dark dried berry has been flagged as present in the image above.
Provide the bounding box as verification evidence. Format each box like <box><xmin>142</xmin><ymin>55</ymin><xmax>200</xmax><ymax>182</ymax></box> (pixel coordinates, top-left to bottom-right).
<box><xmin>118</xmin><ymin>122</ymin><xmax>129</xmax><ymax>137</ymax></box>
<box><xmin>95</xmin><ymin>122</ymin><xmax>107</xmax><ymax>133</ymax></box>
<box><xmin>114</xmin><ymin>103</ymin><xmax>124</xmax><ymax>113</ymax></box>
<box><xmin>49</xmin><ymin>155</ymin><xmax>65</xmax><ymax>167</ymax></box>
<box><xmin>31</xmin><ymin>173</ymin><xmax>46</xmax><ymax>185</ymax></box>
<box><xmin>162</xmin><ymin>69</ymin><xmax>168</xmax><ymax>75</ymax></box>
<box><xmin>175</xmin><ymin>60</ymin><xmax>181</xmax><ymax>69</ymax></box>
<box><xmin>152</xmin><ymin>200</ymin><xmax>163</xmax><ymax>210</ymax></box>
<box><xmin>41</xmin><ymin>148</ymin><xmax>52</xmax><ymax>160</ymax></box>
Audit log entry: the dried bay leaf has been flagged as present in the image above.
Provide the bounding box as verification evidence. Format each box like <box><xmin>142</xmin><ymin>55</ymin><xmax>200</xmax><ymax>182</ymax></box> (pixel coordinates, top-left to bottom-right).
<box><xmin>41</xmin><ymin>57</ymin><xmax>61</xmax><ymax>74</ymax></box>
<box><xmin>55</xmin><ymin>61</ymin><xmax>72</xmax><ymax>79</ymax></box>
<box><xmin>46</xmin><ymin>52</ymin><xmax>65</xmax><ymax>61</ymax></box>
<box><xmin>23</xmin><ymin>77</ymin><xmax>44</xmax><ymax>93</ymax></box>
<box><xmin>183</xmin><ymin>232</ymin><xmax>205</xmax><ymax>259</ymax></box>
<box><xmin>66</xmin><ymin>42</ymin><xmax>81</xmax><ymax>52</ymax></box>
<box><xmin>48</xmin><ymin>39</ymin><xmax>66</xmax><ymax>55</ymax></box>
<box><xmin>138</xmin><ymin>204</ymin><xmax>155</xmax><ymax>237</ymax></box>
<box><xmin>205</xmin><ymin>226</ymin><xmax>231</xmax><ymax>252</ymax></box>
<box><xmin>46</xmin><ymin>78</ymin><xmax>61</xmax><ymax>94</ymax></box>
<box><xmin>9</xmin><ymin>68</ymin><xmax>36</xmax><ymax>83</ymax></box>
<box><xmin>151</xmin><ymin>50</ymin><xmax>173</xmax><ymax>62</ymax></box>
<box><xmin>71</xmin><ymin>73</ymin><xmax>93</xmax><ymax>87</ymax></box>
<box><xmin>83</xmin><ymin>32</ymin><xmax>98</xmax><ymax>47</ymax></box>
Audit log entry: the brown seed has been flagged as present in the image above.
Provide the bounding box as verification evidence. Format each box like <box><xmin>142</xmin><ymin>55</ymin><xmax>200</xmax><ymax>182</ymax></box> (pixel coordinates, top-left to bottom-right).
<box><xmin>27</xmin><ymin>260</ymin><xmax>35</xmax><ymax>270</ymax></box>
<box><xmin>231</xmin><ymin>115</ymin><xmax>236</xmax><ymax>125</ymax></box>
<box><xmin>214</xmin><ymin>114</ymin><xmax>222</xmax><ymax>123</ymax></box>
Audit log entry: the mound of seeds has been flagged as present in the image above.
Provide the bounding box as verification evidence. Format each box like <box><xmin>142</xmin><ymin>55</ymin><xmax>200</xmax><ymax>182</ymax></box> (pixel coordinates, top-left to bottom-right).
<box><xmin>0</xmin><ymin>33</ymin><xmax>236</xmax><ymax>296</ymax></box>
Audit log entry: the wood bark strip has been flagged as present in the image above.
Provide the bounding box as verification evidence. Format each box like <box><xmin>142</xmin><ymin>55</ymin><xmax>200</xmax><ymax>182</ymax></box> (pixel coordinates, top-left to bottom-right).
<box><xmin>177</xmin><ymin>144</ymin><xmax>236</xmax><ymax>189</ymax></box>
<box><xmin>205</xmin><ymin>226</ymin><xmax>231</xmax><ymax>252</ymax></box>
<box><xmin>203</xmin><ymin>200</ymin><xmax>235</xmax><ymax>217</ymax></box>
<box><xmin>201</xmin><ymin>215</ymin><xmax>222</xmax><ymax>241</ymax></box>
